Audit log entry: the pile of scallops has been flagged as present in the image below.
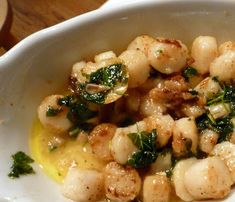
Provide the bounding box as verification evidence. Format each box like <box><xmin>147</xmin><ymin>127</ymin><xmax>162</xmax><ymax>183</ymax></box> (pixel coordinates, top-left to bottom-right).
<box><xmin>37</xmin><ymin>35</ymin><xmax>235</xmax><ymax>202</ymax></box>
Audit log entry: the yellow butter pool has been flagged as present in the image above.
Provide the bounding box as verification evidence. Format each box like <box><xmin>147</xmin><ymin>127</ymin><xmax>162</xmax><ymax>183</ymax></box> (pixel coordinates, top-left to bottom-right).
<box><xmin>30</xmin><ymin>119</ymin><xmax>106</xmax><ymax>183</ymax></box>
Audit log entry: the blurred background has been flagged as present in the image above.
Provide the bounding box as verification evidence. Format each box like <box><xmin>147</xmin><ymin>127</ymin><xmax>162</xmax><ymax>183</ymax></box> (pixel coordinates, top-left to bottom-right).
<box><xmin>0</xmin><ymin>0</ymin><xmax>107</xmax><ymax>55</ymax></box>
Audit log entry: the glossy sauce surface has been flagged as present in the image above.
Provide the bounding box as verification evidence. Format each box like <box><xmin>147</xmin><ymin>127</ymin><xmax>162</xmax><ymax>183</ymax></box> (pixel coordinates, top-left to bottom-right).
<box><xmin>30</xmin><ymin>119</ymin><xmax>106</xmax><ymax>183</ymax></box>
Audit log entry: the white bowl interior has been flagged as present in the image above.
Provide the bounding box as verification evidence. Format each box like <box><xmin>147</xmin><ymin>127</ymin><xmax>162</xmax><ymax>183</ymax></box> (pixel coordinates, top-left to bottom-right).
<box><xmin>1</xmin><ymin>0</ymin><xmax>235</xmax><ymax>201</ymax></box>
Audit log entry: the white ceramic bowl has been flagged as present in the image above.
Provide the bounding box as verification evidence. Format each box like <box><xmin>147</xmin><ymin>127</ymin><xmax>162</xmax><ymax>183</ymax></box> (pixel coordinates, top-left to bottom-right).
<box><xmin>1</xmin><ymin>0</ymin><xmax>235</xmax><ymax>201</ymax></box>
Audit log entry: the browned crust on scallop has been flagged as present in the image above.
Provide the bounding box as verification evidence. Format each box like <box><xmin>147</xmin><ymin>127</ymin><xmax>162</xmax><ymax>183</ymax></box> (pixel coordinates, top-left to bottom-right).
<box><xmin>89</xmin><ymin>123</ymin><xmax>116</xmax><ymax>161</ymax></box>
<box><xmin>104</xmin><ymin>162</ymin><xmax>141</xmax><ymax>201</ymax></box>
<box><xmin>156</xmin><ymin>38</ymin><xmax>182</xmax><ymax>48</ymax></box>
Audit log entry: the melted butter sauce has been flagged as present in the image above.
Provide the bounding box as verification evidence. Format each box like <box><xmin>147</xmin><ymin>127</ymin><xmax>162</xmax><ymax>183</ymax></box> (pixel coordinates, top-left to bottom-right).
<box><xmin>30</xmin><ymin>119</ymin><xmax>183</xmax><ymax>202</ymax></box>
<box><xmin>30</xmin><ymin>119</ymin><xmax>106</xmax><ymax>183</ymax></box>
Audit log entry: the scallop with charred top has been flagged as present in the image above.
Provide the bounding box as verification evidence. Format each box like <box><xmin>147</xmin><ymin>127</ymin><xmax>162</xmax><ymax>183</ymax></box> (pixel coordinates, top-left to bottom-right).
<box><xmin>104</xmin><ymin>162</ymin><xmax>141</xmax><ymax>202</ymax></box>
<box><xmin>89</xmin><ymin>123</ymin><xmax>117</xmax><ymax>161</ymax></box>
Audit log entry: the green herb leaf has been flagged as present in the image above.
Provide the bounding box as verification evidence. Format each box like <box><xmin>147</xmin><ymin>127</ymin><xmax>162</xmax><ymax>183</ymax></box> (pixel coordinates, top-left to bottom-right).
<box><xmin>127</xmin><ymin>129</ymin><xmax>158</xmax><ymax>168</ymax></box>
<box><xmin>89</xmin><ymin>63</ymin><xmax>127</xmax><ymax>87</ymax></box>
<box><xmin>196</xmin><ymin>113</ymin><xmax>211</xmax><ymax>130</ymax></box>
<box><xmin>196</xmin><ymin>113</ymin><xmax>233</xmax><ymax>143</ymax></box>
<box><xmin>8</xmin><ymin>151</ymin><xmax>35</xmax><ymax>178</ymax></box>
<box><xmin>79</xmin><ymin>63</ymin><xmax>127</xmax><ymax>104</ymax></box>
<box><xmin>224</xmin><ymin>85</ymin><xmax>235</xmax><ymax>103</ymax></box>
<box><xmin>46</xmin><ymin>105</ymin><xmax>62</xmax><ymax>117</ymax></box>
<box><xmin>207</xmin><ymin>85</ymin><xmax>235</xmax><ymax>106</ymax></box>
<box><xmin>207</xmin><ymin>92</ymin><xmax>224</xmax><ymax>106</ymax></box>
<box><xmin>196</xmin><ymin>84</ymin><xmax>235</xmax><ymax>142</ymax></box>
<box><xmin>127</xmin><ymin>150</ymin><xmax>157</xmax><ymax>168</ymax></box>
<box><xmin>128</xmin><ymin>130</ymin><xmax>157</xmax><ymax>151</ymax></box>
<box><xmin>183</xmin><ymin>67</ymin><xmax>198</xmax><ymax>81</ymax></box>
<box><xmin>58</xmin><ymin>95</ymin><xmax>98</xmax><ymax>135</ymax></box>
<box><xmin>58</xmin><ymin>95</ymin><xmax>98</xmax><ymax>124</ymax></box>
<box><xmin>79</xmin><ymin>86</ymin><xmax>106</xmax><ymax>104</ymax></box>
<box><xmin>215</xmin><ymin>117</ymin><xmax>233</xmax><ymax>142</ymax></box>
<box><xmin>57</xmin><ymin>95</ymin><xmax>74</xmax><ymax>106</ymax></box>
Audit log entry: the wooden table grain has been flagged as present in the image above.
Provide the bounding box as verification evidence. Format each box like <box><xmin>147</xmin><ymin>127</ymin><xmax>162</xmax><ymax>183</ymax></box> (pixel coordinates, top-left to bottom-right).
<box><xmin>0</xmin><ymin>0</ymin><xmax>12</xmax><ymax>54</ymax></box>
<box><xmin>1</xmin><ymin>0</ymin><xmax>106</xmax><ymax>53</ymax></box>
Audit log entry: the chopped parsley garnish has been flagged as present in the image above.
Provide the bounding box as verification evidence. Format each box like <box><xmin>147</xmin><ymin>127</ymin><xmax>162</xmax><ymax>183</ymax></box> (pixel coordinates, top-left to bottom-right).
<box><xmin>128</xmin><ymin>129</ymin><xmax>157</xmax><ymax>150</ymax></box>
<box><xmin>8</xmin><ymin>151</ymin><xmax>35</xmax><ymax>178</ymax></box>
<box><xmin>89</xmin><ymin>63</ymin><xmax>127</xmax><ymax>87</ymax></box>
<box><xmin>196</xmin><ymin>114</ymin><xmax>233</xmax><ymax>143</ymax></box>
<box><xmin>78</xmin><ymin>63</ymin><xmax>127</xmax><ymax>104</ymax></box>
<box><xmin>183</xmin><ymin>67</ymin><xmax>198</xmax><ymax>81</ymax></box>
<box><xmin>58</xmin><ymin>95</ymin><xmax>97</xmax><ymax>124</ymax></box>
<box><xmin>207</xmin><ymin>85</ymin><xmax>235</xmax><ymax>106</ymax></box>
<box><xmin>127</xmin><ymin>129</ymin><xmax>158</xmax><ymax>168</ymax></box>
<box><xmin>196</xmin><ymin>83</ymin><xmax>235</xmax><ymax>142</ymax></box>
<box><xmin>46</xmin><ymin>105</ymin><xmax>62</xmax><ymax>117</ymax></box>
<box><xmin>127</xmin><ymin>151</ymin><xmax>157</xmax><ymax>169</ymax></box>
<box><xmin>58</xmin><ymin>95</ymin><xmax>97</xmax><ymax>134</ymax></box>
<box><xmin>79</xmin><ymin>85</ymin><xmax>106</xmax><ymax>104</ymax></box>
<box><xmin>216</xmin><ymin>117</ymin><xmax>234</xmax><ymax>142</ymax></box>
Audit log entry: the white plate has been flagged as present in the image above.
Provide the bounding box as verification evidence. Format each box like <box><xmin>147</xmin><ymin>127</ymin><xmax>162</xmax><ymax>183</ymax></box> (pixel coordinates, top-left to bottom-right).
<box><xmin>0</xmin><ymin>0</ymin><xmax>235</xmax><ymax>201</ymax></box>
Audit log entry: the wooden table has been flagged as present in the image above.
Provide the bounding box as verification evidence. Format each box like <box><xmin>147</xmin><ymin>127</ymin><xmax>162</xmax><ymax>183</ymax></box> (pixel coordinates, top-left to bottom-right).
<box><xmin>0</xmin><ymin>0</ymin><xmax>107</xmax><ymax>54</ymax></box>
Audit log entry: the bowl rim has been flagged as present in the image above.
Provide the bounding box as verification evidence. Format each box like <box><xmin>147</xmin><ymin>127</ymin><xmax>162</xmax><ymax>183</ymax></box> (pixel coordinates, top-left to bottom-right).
<box><xmin>1</xmin><ymin>0</ymin><xmax>235</xmax><ymax>201</ymax></box>
<box><xmin>0</xmin><ymin>0</ymin><xmax>235</xmax><ymax>68</ymax></box>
